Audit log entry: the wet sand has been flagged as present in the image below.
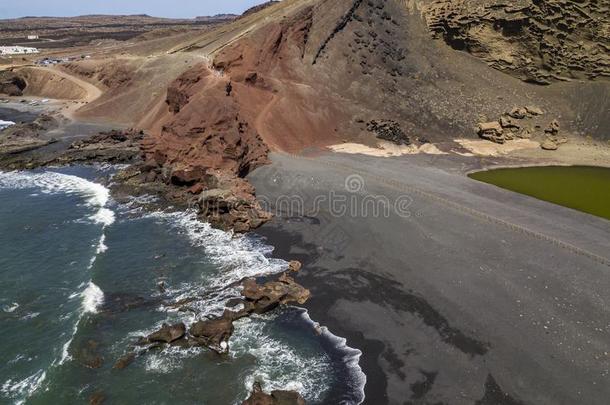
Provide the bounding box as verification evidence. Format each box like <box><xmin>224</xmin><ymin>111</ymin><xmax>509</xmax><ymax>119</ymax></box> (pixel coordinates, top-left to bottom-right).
<box><xmin>249</xmin><ymin>151</ymin><xmax>610</xmax><ymax>405</ymax></box>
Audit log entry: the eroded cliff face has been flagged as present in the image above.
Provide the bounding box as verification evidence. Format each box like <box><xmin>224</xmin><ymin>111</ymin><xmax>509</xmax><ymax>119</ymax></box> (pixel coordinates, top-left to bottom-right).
<box><xmin>138</xmin><ymin>63</ymin><xmax>271</xmax><ymax>232</ymax></box>
<box><xmin>422</xmin><ymin>0</ymin><xmax>610</xmax><ymax>84</ymax></box>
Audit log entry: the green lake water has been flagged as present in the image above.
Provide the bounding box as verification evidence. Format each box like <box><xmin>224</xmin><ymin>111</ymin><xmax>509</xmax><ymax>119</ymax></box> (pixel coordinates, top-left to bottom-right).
<box><xmin>469</xmin><ymin>166</ymin><xmax>610</xmax><ymax>221</ymax></box>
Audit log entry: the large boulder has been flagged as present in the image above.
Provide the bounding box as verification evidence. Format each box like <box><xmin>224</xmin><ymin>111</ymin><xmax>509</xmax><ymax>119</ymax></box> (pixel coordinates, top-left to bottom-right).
<box><xmin>540</xmin><ymin>139</ymin><xmax>558</xmax><ymax>151</ymax></box>
<box><xmin>189</xmin><ymin>316</ymin><xmax>234</xmax><ymax>354</ymax></box>
<box><xmin>145</xmin><ymin>322</ymin><xmax>186</xmax><ymax>344</ymax></box>
<box><xmin>477</xmin><ymin>121</ymin><xmax>505</xmax><ymax>144</ymax></box>
<box><xmin>242</xmin><ymin>382</ymin><xmax>306</xmax><ymax>405</ymax></box>
<box><xmin>241</xmin><ymin>273</ymin><xmax>311</xmax><ymax>314</ymax></box>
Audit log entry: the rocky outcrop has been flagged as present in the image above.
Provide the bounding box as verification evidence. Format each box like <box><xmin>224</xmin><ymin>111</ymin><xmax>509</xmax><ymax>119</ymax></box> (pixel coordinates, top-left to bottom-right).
<box><xmin>57</xmin><ymin>129</ymin><xmax>143</xmax><ymax>165</ymax></box>
<box><xmin>0</xmin><ymin>71</ymin><xmax>27</xmax><ymax>96</ymax></box>
<box><xmin>140</xmin><ymin>63</ymin><xmax>271</xmax><ymax>232</ymax></box>
<box><xmin>477</xmin><ymin>106</ymin><xmax>569</xmax><ymax>149</ymax></box>
<box><xmin>477</xmin><ymin>121</ymin><xmax>505</xmax><ymax>144</ymax></box>
<box><xmin>0</xmin><ymin>114</ymin><xmax>60</xmax><ymax>157</ymax></box>
<box><xmin>197</xmin><ymin>175</ymin><xmax>273</xmax><ymax>233</ymax></box>
<box><xmin>242</xmin><ymin>382</ymin><xmax>306</xmax><ymax>405</ymax></box>
<box><xmin>240</xmin><ymin>273</ymin><xmax>311</xmax><ymax>314</ymax></box>
<box><xmin>241</xmin><ymin>1</ymin><xmax>280</xmax><ymax>18</ymax></box>
<box><xmin>423</xmin><ymin>0</ymin><xmax>610</xmax><ymax>84</ymax></box>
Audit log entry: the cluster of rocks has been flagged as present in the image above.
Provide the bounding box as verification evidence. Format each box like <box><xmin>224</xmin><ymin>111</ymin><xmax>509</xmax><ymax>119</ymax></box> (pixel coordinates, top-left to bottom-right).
<box><xmin>132</xmin><ymin>261</ymin><xmax>308</xmax><ymax>356</ymax></box>
<box><xmin>117</xmin><ymin>164</ymin><xmax>272</xmax><ymax>234</ymax></box>
<box><xmin>423</xmin><ymin>0</ymin><xmax>610</xmax><ymax>84</ymax></box>
<box><xmin>477</xmin><ymin>106</ymin><xmax>567</xmax><ymax>150</ymax></box>
<box><xmin>367</xmin><ymin>119</ymin><xmax>411</xmax><ymax>145</ymax></box>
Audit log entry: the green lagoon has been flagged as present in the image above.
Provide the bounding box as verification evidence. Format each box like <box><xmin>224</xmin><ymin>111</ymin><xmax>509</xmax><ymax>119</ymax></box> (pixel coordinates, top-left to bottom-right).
<box><xmin>469</xmin><ymin>166</ymin><xmax>610</xmax><ymax>221</ymax></box>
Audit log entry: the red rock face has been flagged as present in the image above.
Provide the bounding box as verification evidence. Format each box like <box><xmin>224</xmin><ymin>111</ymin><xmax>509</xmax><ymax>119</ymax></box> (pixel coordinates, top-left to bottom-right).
<box><xmin>141</xmin><ymin>63</ymin><xmax>269</xmax><ymax>186</ymax></box>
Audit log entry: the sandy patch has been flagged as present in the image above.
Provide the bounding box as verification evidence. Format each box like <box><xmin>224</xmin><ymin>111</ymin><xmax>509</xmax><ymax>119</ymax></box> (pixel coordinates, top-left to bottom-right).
<box><xmin>455</xmin><ymin>139</ymin><xmax>539</xmax><ymax>156</ymax></box>
<box><xmin>329</xmin><ymin>141</ymin><xmax>447</xmax><ymax>157</ymax></box>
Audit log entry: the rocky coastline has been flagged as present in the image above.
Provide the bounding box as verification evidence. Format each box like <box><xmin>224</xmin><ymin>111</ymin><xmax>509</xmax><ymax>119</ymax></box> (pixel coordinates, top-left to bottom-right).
<box><xmin>0</xmin><ymin>110</ymin><xmax>312</xmax><ymax>404</ymax></box>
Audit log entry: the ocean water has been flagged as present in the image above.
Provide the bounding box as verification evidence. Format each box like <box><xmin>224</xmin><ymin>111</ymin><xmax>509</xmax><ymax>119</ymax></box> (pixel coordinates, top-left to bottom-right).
<box><xmin>0</xmin><ymin>166</ymin><xmax>365</xmax><ymax>404</ymax></box>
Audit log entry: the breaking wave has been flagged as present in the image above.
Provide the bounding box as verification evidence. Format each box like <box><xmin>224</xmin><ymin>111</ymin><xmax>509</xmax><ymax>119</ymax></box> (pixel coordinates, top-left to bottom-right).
<box><xmin>141</xmin><ymin>210</ymin><xmax>287</xmax><ymax>318</ymax></box>
<box><xmin>0</xmin><ymin>170</ymin><xmax>111</xmax><ymax>390</ymax></box>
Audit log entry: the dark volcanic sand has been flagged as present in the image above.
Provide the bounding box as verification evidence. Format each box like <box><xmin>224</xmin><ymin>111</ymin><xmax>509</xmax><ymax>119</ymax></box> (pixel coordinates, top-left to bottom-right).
<box><xmin>249</xmin><ymin>152</ymin><xmax>610</xmax><ymax>405</ymax></box>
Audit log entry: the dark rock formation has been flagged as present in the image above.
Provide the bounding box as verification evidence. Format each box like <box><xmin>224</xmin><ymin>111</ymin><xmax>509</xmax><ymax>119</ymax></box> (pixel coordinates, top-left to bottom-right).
<box><xmin>424</xmin><ymin>0</ymin><xmax>610</xmax><ymax>84</ymax></box>
<box><xmin>57</xmin><ymin>129</ymin><xmax>143</xmax><ymax>165</ymax></box>
<box><xmin>145</xmin><ymin>322</ymin><xmax>186</xmax><ymax>344</ymax></box>
<box><xmin>241</xmin><ymin>1</ymin><xmax>280</xmax><ymax>18</ymax></box>
<box><xmin>367</xmin><ymin>119</ymin><xmax>411</xmax><ymax>145</ymax></box>
<box><xmin>113</xmin><ymin>352</ymin><xmax>136</xmax><ymax>370</ymax></box>
<box><xmin>89</xmin><ymin>390</ymin><xmax>106</xmax><ymax>405</ymax></box>
<box><xmin>242</xmin><ymin>382</ymin><xmax>306</xmax><ymax>405</ymax></box>
<box><xmin>240</xmin><ymin>273</ymin><xmax>311</xmax><ymax>314</ymax></box>
<box><xmin>189</xmin><ymin>317</ymin><xmax>234</xmax><ymax>354</ymax></box>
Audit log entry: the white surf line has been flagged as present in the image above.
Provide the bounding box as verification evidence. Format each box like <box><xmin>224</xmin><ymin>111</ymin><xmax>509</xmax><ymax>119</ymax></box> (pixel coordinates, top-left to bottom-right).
<box><xmin>298</xmin><ymin>309</ymin><xmax>366</xmax><ymax>404</ymax></box>
<box><xmin>288</xmin><ymin>153</ymin><xmax>610</xmax><ymax>267</ymax></box>
<box><xmin>0</xmin><ymin>119</ymin><xmax>15</xmax><ymax>130</ymax></box>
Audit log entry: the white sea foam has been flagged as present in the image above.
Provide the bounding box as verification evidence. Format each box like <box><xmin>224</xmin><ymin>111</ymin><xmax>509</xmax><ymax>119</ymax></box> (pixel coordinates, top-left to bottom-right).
<box><xmin>3</xmin><ymin>302</ymin><xmax>19</xmax><ymax>313</ymax></box>
<box><xmin>0</xmin><ymin>119</ymin><xmax>15</xmax><ymax>130</ymax></box>
<box><xmin>1</xmin><ymin>370</ymin><xmax>46</xmax><ymax>402</ymax></box>
<box><xmin>138</xmin><ymin>210</ymin><xmax>288</xmax><ymax>318</ymax></box>
<box><xmin>230</xmin><ymin>313</ymin><xmax>334</xmax><ymax>404</ymax></box>
<box><xmin>298</xmin><ymin>309</ymin><xmax>366</xmax><ymax>405</ymax></box>
<box><xmin>82</xmin><ymin>282</ymin><xmax>104</xmax><ymax>314</ymax></box>
<box><xmin>146</xmin><ymin>210</ymin><xmax>287</xmax><ymax>287</ymax></box>
<box><xmin>58</xmin><ymin>281</ymin><xmax>105</xmax><ymax>365</ymax></box>
<box><xmin>20</xmin><ymin>312</ymin><xmax>40</xmax><ymax>321</ymax></box>
<box><xmin>95</xmin><ymin>234</ymin><xmax>108</xmax><ymax>254</ymax></box>
<box><xmin>144</xmin><ymin>346</ymin><xmax>204</xmax><ymax>374</ymax></box>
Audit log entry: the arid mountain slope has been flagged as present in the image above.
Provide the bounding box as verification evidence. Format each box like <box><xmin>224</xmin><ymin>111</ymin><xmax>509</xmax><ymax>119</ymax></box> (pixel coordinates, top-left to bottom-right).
<box><xmin>1</xmin><ymin>0</ymin><xmax>608</xmax><ymax>230</ymax></box>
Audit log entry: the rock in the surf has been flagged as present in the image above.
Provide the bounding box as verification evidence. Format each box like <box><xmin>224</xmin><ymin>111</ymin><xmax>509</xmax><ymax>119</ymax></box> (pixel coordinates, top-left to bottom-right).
<box><xmin>288</xmin><ymin>260</ymin><xmax>302</xmax><ymax>273</ymax></box>
<box><xmin>146</xmin><ymin>322</ymin><xmax>186</xmax><ymax>343</ymax></box>
<box><xmin>189</xmin><ymin>316</ymin><xmax>234</xmax><ymax>354</ymax></box>
<box><xmin>113</xmin><ymin>352</ymin><xmax>136</xmax><ymax>370</ymax></box>
<box><xmin>242</xmin><ymin>382</ymin><xmax>306</xmax><ymax>405</ymax></box>
<box><xmin>241</xmin><ymin>273</ymin><xmax>311</xmax><ymax>314</ymax></box>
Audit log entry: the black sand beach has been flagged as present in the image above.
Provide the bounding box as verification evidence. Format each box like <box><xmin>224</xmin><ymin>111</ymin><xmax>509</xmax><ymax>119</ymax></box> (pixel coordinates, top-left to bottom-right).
<box><xmin>249</xmin><ymin>152</ymin><xmax>610</xmax><ymax>405</ymax></box>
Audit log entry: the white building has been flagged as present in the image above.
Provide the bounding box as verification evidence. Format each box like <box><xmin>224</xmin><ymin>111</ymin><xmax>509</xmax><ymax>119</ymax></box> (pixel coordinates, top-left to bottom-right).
<box><xmin>0</xmin><ymin>46</ymin><xmax>40</xmax><ymax>55</ymax></box>
<box><xmin>27</xmin><ymin>35</ymin><xmax>40</xmax><ymax>40</ymax></box>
